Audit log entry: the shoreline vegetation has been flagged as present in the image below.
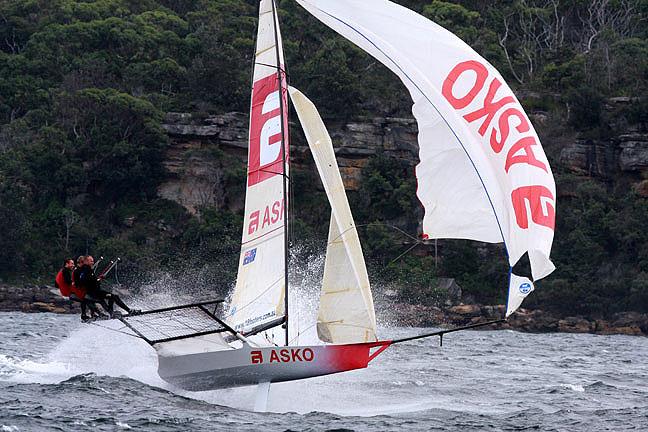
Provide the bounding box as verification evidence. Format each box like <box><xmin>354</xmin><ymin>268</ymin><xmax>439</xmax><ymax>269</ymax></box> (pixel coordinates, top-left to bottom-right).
<box><xmin>0</xmin><ymin>0</ymin><xmax>646</xmax><ymax>322</ymax></box>
<box><xmin>3</xmin><ymin>284</ymin><xmax>646</xmax><ymax>337</ymax></box>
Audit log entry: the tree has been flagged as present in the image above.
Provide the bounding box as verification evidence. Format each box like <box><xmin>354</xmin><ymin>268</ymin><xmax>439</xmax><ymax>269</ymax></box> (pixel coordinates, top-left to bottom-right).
<box><xmin>53</xmin><ymin>88</ymin><xmax>168</xmax><ymax>202</ymax></box>
<box><xmin>0</xmin><ymin>171</ymin><xmax>31</xmax><ymax>276</ymax></box>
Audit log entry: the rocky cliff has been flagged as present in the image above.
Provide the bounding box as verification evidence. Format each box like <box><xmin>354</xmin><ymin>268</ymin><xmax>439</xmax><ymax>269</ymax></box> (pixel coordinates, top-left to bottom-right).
<box><xmin>389</xmin><ymin>302</ymin><xmax>648</xmax><ymax>336</ymax></box>
<box><xmin>558</xmin><ymin>97</ymin><xmax>648</xmax><ymax>195</ymax></box>
<box><xmin>158</xmin><ymin>112</ymin><xmax>249</xmax><ymax>214</ymax></box>
<box><xmin>158</xmin><ymin>111</ymin><xmax>421</xmax><ymax>214</ymax></box>
<box><xmin>160</xmin><ymin>97</ymin><xmax>648</xmax><ymax>216</ymax></box>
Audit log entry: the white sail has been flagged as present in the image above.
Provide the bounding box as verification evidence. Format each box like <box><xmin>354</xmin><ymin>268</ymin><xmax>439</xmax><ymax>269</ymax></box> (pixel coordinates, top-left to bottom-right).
<box><xmin>289</xmin><ymin>86</ymin><xmax>377</xmax><ymax>344</ymax></box>
<box><xmin>295</xmin><ymin>0</ymin><xmax>556</xmax><ymax>314</ymax></box>
<box><xmin>228</xmin><ymin>0</ymin><xmax>289</xmax><ymax>336</ymax></box>
<box><xmin>506</xmin><ymin>273</ymin><xmax>535</xmax><ymax>318</ymax></box>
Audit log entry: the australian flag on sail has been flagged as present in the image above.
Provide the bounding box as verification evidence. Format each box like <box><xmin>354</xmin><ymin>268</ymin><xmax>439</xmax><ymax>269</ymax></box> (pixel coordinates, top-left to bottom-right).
<box><xmin>243</xmin><ymin>248</ymin><xmax>257</xmax><ymax>265</ymax></box>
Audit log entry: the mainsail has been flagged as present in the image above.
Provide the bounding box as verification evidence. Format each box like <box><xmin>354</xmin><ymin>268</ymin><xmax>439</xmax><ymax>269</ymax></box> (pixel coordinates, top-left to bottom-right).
<box><xmin>289</xmin><ymin>87</ymin><xmax>377</xmax><ymax>344</ymax></box>
<box><xmin>228</xmin><ymin>0</ymin><xmax>289</xmax><ymax>337</ymax></box>
<box><xmin>295</xmin><ymin>0</ymin><xmax>556</xmax><ymax>316</ymax></box>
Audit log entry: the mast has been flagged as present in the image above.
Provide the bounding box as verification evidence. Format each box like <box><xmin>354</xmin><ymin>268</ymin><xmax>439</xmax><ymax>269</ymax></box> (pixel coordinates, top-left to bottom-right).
<box><xmin>270</xmin><ymin>0</ymin><xmax>290</xmax><ymax>346</ymax></box>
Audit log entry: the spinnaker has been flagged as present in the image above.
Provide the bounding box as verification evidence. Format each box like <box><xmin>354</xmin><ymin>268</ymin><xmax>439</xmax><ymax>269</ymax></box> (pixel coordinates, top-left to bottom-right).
<box><xmin>295</xmin><ymin>0</ymin><xmax>556</xmax><ymax>315</ymax></box>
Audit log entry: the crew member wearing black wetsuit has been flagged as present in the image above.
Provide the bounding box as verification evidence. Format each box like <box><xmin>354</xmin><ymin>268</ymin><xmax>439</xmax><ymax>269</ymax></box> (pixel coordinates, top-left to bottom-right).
<box><xmin>73</xmin><ymin>256</ymin><xmax>84</xmax><ymax>288</ymax></box>
<box><xmin>77</xmin><ymin>256</ymin><xmax>134</xmax><ymax>317</ymax></box>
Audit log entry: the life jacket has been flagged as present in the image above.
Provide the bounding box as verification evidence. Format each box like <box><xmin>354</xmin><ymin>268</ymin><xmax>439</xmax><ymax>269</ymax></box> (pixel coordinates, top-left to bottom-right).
<box><xmin>55</xmin><ymin>269</ymin><xmax>73</xmax><ymax>297</ymax></box>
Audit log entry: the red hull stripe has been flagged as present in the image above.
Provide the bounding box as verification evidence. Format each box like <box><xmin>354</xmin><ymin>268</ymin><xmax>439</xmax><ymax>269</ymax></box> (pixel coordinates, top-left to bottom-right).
<box><xmin>367</xmin><ymin>341</ymin><xmax>392</xmax><ymax>363</ymax></box>
<box><xmin>326</xmin><ymin>341</ymin><xmax>392</xmax><ymax>372</ymax></box>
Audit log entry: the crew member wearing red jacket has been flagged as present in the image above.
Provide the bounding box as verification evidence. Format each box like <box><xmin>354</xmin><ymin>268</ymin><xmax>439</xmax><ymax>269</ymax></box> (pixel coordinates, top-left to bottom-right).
<box><xmin>56</xmin><ymin>257</ymin><xmax>98</xmax><ymax>321</ymax></box>
<box><xmin>55</xmin><ymin>259</ymin><xmax>75</xmax><ymax>297</ymax></box>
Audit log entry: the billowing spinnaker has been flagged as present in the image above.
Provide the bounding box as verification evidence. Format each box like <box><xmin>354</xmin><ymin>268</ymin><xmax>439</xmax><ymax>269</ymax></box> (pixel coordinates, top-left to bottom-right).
<box><xmin>228</xmin><ymin>0</ymin><xmax>289</xmax><ymax>336</ymax></box>
<box><xmin>295</xmin><ymin>0</ymin><xmax>556</xmax><ymax>288</ymax></box>
<box><xmin>289</xmin><ymin>86</ymin><xmax>377</xmax><ymax>344</ymax></box>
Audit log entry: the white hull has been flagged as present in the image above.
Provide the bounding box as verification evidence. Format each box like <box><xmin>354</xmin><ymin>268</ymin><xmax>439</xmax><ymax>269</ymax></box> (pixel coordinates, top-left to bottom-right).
<box><xmin>157</xmin><ymin>341</ymin><xmax>390</xmax><ymax>390</ymax></box>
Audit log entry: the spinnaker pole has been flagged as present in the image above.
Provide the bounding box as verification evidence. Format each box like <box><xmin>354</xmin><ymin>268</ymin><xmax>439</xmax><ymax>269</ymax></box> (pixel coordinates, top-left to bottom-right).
<box><xmin>271</xmin><ymin>0</ymin><xmax>290</xmax><ymax>347</ymax></box>
<box><xmin>389</xmin><ymin>319</ymin><xmax>505</xmax><ymax>346</ymax></box>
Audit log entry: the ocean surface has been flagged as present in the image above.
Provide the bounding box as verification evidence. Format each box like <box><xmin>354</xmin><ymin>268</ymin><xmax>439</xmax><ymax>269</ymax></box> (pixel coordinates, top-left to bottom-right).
<box><xmin>1</xmin><ymin>311</ymin><xmax>647</xmax><ymax>431</ymax></box>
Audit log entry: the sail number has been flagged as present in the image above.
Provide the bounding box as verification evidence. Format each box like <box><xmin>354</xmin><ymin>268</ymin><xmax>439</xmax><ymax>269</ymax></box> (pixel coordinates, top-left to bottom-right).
<box><xmin>250</xmin><ymin>348</ymin><xmax>315</xmax><ymax>364</ymax></box>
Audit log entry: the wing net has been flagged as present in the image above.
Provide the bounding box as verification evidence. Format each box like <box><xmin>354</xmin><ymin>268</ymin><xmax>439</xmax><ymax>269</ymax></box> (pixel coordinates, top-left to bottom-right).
<box><xmin>121</xmin><ymin>303</ymin><xmax>228</xmax><ymax>344</ymax></box>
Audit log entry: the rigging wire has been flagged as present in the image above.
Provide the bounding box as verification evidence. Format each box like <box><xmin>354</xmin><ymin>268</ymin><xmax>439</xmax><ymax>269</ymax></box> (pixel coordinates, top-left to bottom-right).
<box><xmin>114</xmin><ymin>259</ymin><xmax>121</xmax><ymax>286</ymax></box>
<box><xmin>88</xmin><ymin>321</ymin><xmax>142</xmax><ymax>340</ymax></box>
<box><xmin>332</xmin><ymin>222</ymin><xmax>424</xmax><ymax>244</ymax></box>
<box><xmin>327</xmin><ymin>221</ymin><xmax>428</xmax><ymax>272</ymax></box>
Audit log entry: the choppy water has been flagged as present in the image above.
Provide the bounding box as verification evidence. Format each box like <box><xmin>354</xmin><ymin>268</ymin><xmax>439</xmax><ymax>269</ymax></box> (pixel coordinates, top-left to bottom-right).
<box><xmin>1</xmin><ymin>312</ymin><xmax>647</xmax><ymax>431</ymax></box>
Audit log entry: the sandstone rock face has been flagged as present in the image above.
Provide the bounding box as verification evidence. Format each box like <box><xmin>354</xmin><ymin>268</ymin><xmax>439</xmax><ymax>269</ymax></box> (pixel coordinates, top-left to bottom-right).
<box><xmin>618</xmin><ymin>134</ymin><xmax>648</xmax><ymax>171</ymax></box>
<box><xmin>31</xmin><ymin>301</ymin><xmax>66</xmax><ymax>313</ymax></box>
<box><xmin>161</xmin><ymin>97</ymin><xmax>647</xmax><ymax>214</ymax></box>
<box><xmin>611</xmin><ymin>311</ymin><xmax>648</xmax><ymax>333</ymax></box>
<box><xmin>384</xmin><ymin>301</ymin><xmax>648</xmax><ymax>336</ymax></box>
<box><xmin>612</xmin><ymin>326</ymin><xmax>643</xmax><ymax>336</ymax></box>
<box><xmin>159</xmin><ymin>112</ymin><xmax>248</xmax><ymax>214</ymax></box>
<box><xmin>158</xmin><ymin>113</ymin><xmax>421</xmax><ymax>213</ymax></box>
<box><xmin>0</xmin><ymin>284</ymin><xmax>79</xmax><ymax>314</ymax></box>
<box><xmin>559</xmin><ymin>139</ymin><xmax>613</xmax><ymax>177</ymax></box>
<box><xmin>437</xmin><ymin>277</ymin><xmax>462</xmax><ymax>306</ymax></box>
<box><xmin>162</xmin><ymin>112</ymin><xmax>248</xmax><ymax>148</ymax></box>
<box><xmin>558</xmin><ymin>98</ymin><xmax>648</xmax><ymax>183</ymax></box>
<box><xmin>449</xmin><ymin>304</ymin><xmax>481</xmax><ymax>316</ymax></box>
<box><xmin>157</xmin><ymin>140</ymin><xmax>227</xmax><ymax>214</ymax></box>
<box><xmin>310</xmin><ymin>117</ymin><xmax>419</xmax><ymax>191</ymax></box>
<box><xmin>558</xmin><ymin>316</ymin><xmax>593</xmax><ymax>333</ymax></box>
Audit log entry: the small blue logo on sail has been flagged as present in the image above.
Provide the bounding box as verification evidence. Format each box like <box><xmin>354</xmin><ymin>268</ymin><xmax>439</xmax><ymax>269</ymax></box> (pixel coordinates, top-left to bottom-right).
<box><xmin>519</xmin><ymin>282</ymin><xmax>532</xmax><ymax>294</ymax></box>
<box><xmin>243</xmin><ymin>248</ymin><xmax>257</xmax><ymax>265</ymax></box>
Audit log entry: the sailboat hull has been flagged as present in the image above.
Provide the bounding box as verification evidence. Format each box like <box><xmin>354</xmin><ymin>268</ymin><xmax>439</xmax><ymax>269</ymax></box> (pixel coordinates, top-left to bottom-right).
<box><xmin>157</xmin><ymin>341</ymin><xmax>390</xmax><ymax>391</ymax></box>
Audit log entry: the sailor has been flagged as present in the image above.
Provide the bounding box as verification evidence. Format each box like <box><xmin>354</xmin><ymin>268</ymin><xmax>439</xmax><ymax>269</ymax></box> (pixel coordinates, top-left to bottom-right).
<box><xmin>55</xmin><ymin>258</ymin><xmax>99</xmax><ymax>321</ymax></box>
<box><xmin>54</xmin><ymin>258</ymin><xmax>75</xmax><ymax>297</ymax></box>
<box><xmin>78</xmin><ymin>255</ymin><xmax>138</xmax><ymax>318</ymax></box>
<box><xmin>72</xmin><ymin>255</ymin><xmax>85</xmax><ymax>287</ymax></box>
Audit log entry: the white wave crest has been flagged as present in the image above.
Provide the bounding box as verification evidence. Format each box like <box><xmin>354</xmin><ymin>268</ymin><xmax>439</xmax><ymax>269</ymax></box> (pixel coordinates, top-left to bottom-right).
<box><xmin>560</xmin><ymin>383</ymin><xmax>585</xmax><ymax>392</ymax></box>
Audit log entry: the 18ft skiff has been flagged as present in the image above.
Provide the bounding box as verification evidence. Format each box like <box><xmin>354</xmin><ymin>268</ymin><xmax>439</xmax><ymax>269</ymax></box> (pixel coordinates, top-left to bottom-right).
<box><xmin>118</xmin><ymin>0</ymin><xmax>556</xmax><ymax>392</ymax></box>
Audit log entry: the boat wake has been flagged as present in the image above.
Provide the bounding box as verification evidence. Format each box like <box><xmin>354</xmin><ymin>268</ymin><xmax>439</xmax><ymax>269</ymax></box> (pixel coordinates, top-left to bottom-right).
<box><xmin>1</xmin><ymin>316</ymin><xmax>435</xmax><ymax>415</ymax></box>
<box><xmin>4</xmin><ymin>310</ymin><xmax>648</xmax><ymax>432</ymax></box>
<box><xmin>0</xmin><ymin>354</ymin><xmax>73</xmax><ymax>384</ymax></box>
<box><xmin>0</xmin><ymin>323</ymin><xmax>159</xmax><ymax>387</ymax></box>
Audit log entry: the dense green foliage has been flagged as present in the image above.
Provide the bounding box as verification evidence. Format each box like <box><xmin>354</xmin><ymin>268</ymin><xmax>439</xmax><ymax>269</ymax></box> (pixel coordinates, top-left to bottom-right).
<box><xmin>0</xmin><ymin>0</ymin><xmax>647</xmax><ymax>317</ymax></box>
